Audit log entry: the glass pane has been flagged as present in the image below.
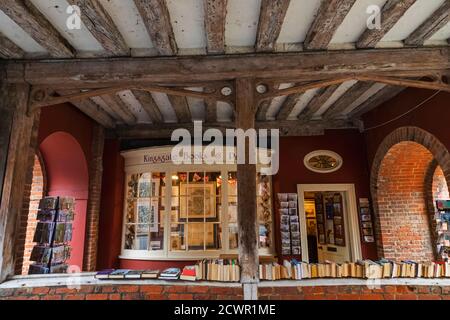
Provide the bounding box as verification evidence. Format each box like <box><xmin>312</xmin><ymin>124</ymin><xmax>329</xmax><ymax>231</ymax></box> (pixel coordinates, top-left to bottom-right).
<box><xmin>137</xmin><ymin>199</ymin><xmax>150</xmax><ymax>224</ymax></box>
<box><xmin>124</xmin><ymin>224</ymin><xmax>135</xmax><ymax>250</ymax></box>
<box><xmin>206</xmin><ymin>223</ymin><xmax>222</xmax><ymax>250</ymax></box>
<box><xmin>259</xmin><ymin>224</ymin><xmax>270</xmax><ymax>248</ymax></box>
<box><xmin>136</xmin><ymin>224</ymin><xmax>149</xmax><ymax>250</ymax></box>
<box><xmin>228</xmin><ymin>196</ymin><xmax>237</xmax><ymax>223</ymax></box>
<box><xmin>170</xmin><ymin>224</ymin><xmax>186</xmax><ymax>251</ymax></box>
<box><xmin>228</xmin><ymin>172</ymin><xmax>238</xmax><ymax>197</ymax></box>
<box><xmin>229</xmin><ymin>224</ymin><xmax>238</xmax><ymax>250</ymax></box>
<box><xmin>138</xmin><ymin>173</ymin><xmax>151</xmax><ymax>198</ymax></box>
<box><xmin>150</xmin><ymin>224</ymin><xmax>164</xmax><ymax>251</ymax></box>
<box><xmin>187</xmin><ymin>223</ymin><xmax>205</xmax><ymax>250</ymax></box>
<box><xmin>126</xmin><ymin>199</ymin><xmax>137</xmax><ymax>224</ymax></box>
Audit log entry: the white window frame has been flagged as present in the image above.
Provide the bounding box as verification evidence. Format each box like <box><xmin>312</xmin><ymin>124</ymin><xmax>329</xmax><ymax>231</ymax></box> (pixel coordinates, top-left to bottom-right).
<box><xmin>119</xmin><ymin>146</ymin><xmax>275</xmax><ymax>261</ymax></box>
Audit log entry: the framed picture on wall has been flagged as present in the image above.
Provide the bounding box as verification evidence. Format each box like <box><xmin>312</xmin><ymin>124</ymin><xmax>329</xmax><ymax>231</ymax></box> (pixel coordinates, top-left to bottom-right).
<box><xmin>179</xmin><ymin>182</ymin><xmax>216</xmax><ymax>219</ymax></box>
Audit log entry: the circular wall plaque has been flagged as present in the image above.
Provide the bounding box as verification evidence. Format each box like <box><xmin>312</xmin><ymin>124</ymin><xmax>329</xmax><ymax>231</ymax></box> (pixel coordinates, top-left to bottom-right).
<box><xmin>304</xmin><ymin>150</ymin><xmax>343</xmax><ymax>173</ymax></box>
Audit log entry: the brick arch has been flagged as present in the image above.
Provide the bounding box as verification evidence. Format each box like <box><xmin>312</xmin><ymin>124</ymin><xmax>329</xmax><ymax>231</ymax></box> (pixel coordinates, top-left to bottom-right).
<box><xmin>371</xmin><ymin>127</ymin><xmax>450</xmax><ymax>261</ymax></box>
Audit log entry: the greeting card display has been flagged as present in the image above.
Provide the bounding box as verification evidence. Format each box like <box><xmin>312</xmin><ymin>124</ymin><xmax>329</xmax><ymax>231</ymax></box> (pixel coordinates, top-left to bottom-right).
<box><xmin>359</xmin><ymin>198</ymin><xmax>374</xmax><ymax>243</ymax></box>
<box><xmin>29</xmin><ymin>196</ymin><xmax>74</xmax><ymax>275</ymax></box>
<box><xmin>277</xmin><ymin>193</ymin><xmax>301</xmax><ymax>256</ymax></box>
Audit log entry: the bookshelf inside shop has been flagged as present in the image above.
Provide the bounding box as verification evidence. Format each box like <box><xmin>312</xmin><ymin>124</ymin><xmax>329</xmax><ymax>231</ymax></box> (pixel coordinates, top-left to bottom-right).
<box><xmin>436</xmin><ymin>200</ymin><xmax>450</xmax><ymax>261</ymax></box>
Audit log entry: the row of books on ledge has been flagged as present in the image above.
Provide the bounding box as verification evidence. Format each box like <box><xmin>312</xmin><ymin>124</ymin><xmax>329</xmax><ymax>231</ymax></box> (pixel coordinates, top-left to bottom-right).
<box><xmin>95</xmin><ymin>259</ymin><xmax>241</xmax><ymax>282</ymax></box>
<box><xmin>260</xmin><ymin>259</ymin><xmax>450</xmax><ymax>280</ymax></box>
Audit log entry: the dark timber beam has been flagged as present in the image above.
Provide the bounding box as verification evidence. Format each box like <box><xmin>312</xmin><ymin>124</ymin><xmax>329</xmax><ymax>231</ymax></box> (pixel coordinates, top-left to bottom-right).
<box><xmin>235</xmin><ymin>78</ymin><xmax>258</xmax><ymax>300</ymax></box>
<box><xmin>256</xmin><ymin>99</ymin><xmax>272</xmax><ymax>121</ymax></box>
<box><xmin>100</xmin><ymin>94</ymin><xmax>136</xmax><ymax>125</ymax></box>
<box><xmin>168</xmin><ymin>95</ymin><xmax>191</xmax><ymax>123</ymax></box>
<box><xmin>0</xmin><ymin>0</ymin><xmax>75</xmax><ymax>58</ymax></box>
<box><xmin>67</xmin><ymin>0</ymin><xmax>129</xmax><ymax>56</ymax></box>
<box><xmin>298</xmin><ymin>85</ymin><xmax>340</xmax><ymax>121</ymax></box>
<box><xmin>304</xmin><ymin>0</ymin><xmax>356</xmax><ymax>50</ymax></box>
<box><xmin>323</xmin><ymin>81</ymin><xmax>375</xmax><ymax>119</ymax></box>
<box><xmin>57</xmin><ymin>90</ymin><xmax>116</xmax><ymax>128</ymax></box>
<box><xmin>0</xmin><ymin>32</ymin><xmax>24</xmax><ymax>59</ymax></box>
<box><xmin>405</xmin><ymin>2</ymin><xmax>450</xmax><ymax>46</ymax></box>
<box><xmin>276</xmin><ymin>93</ymin><xmax>301</xmax><ymax>120</ymax></box>
<box><xmin>256</xmin><ymin>0</ymin><xmax>290</xmax><ymax>52</ymax></box>
<box><xmin>134</xmin><ymin>0</ymin><xmax>178</xmax><ymax>56</ymax></box>
<box><xmin>357</xmin><ymin>0</ymin><xmax>416</xmax><ymax>48</ymax></box>
<box><xmin>204</xmin><ymin>98</ymin><xmax>217</xmax><ymax>123</ymax></box>
<box><xmin>131</xmin><ymin>90</ymin><xmax>164</xmax><ymax>124</ymax></box>
<box><xmin>7</xmin><ymin>47</ymin><xmax>449</xmax><ymax>86</ymax></box>
<box><xmin>0</xmin><ymin>83</ymin><xmax>40</xmax><ymax>282</ymax></box>
<box><xmin>204</xmin><ymin>0</ymin><xmax>227</xmax><ymax>54</ymax></box>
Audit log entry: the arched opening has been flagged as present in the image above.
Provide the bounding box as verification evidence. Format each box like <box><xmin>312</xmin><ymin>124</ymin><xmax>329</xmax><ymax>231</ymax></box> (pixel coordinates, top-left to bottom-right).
<box><xmin>376</xmin><ymin>141</ymin><xmax>435</xmax><ymax>262</ymax></box>
<box><xmin>38</xmin><ymin>132</ymin><xmax>89</xmax><ymax>271</ymax></box>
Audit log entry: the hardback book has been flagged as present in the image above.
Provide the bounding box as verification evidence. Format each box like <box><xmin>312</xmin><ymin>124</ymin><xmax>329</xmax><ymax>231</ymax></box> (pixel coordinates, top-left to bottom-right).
<box><xmin>159</xmin><ymin>268</ymin><xmax>181</xmax><ymax>280</ymax></box>
<box><xmin>95</xmin><ymin>269</ymin><xmax>114</xmax><ymax>279</ymax></box>
<box><xmin>180</xmin><ymin>266</ymin><xmax>197</xmax><ymax>281</ymax></box>
<box><xmin>124</xmin><ymin>270</ymin><xmax>143</xmax><ymax>279</ymax></box>
<box><xmin>109</xmin><ymin>269</ymin><xmax>130</xmax><ymax>279</ymax></box>
<box><xmin>141</xmin><ymin>270</ymin><xmax>160</xmax><ymax>279</ymax></box>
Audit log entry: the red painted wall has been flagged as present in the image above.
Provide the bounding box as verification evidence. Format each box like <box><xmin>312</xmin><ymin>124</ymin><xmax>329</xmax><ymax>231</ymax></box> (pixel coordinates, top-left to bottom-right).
<box><xmin>273</xmin><ymin>130</ymin><xmax>376</xmax><ymax>259</ymax></box>
<box><xmin>38</xmin><ymin>104</ymin><xmax>94</xmax><ymax>271</ymax></box>
<box><xmin>363</xmin><ymin>89</ymin><xmax>450</xmax><ymax>165</ymax></box>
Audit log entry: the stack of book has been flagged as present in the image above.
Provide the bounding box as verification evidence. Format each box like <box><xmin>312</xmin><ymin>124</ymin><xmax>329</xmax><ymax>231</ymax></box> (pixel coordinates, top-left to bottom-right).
<box><xmin>435</xmin><ymin>200</ymin><xmax>450</xmax><ymax>260</ymax></box>
<box><xmin>196</xmin><ymin>259</ymin><xmax>240</xmax><ymax>282</ymax></box>
<box><xmin>29</xmin><ymin>196</ymin><xmax>74</xmax><ymax>274</ymax></box>
<box><xmin>95</xmin><ymin>269</ymin><xmax>162</xmax><ymax>280</ymax></box>
<box><xmin>267</xmin><ymin>259</ymin><xmax>450</xmax><ymax>280</ymax></box>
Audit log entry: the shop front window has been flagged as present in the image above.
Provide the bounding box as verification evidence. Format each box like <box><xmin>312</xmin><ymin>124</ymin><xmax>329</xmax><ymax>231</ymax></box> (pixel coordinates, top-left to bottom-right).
<box><xmin>124</xmin><ymin>172</ymin><xmax>165</xmax><ymax>251</ymax></box>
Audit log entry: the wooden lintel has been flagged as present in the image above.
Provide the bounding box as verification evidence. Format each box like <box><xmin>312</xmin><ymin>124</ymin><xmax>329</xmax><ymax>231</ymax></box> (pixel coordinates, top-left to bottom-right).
<box><xmin>5</xmin><ymin>47</ymin><xmax>450</xmax><ymax>86</ymax></box>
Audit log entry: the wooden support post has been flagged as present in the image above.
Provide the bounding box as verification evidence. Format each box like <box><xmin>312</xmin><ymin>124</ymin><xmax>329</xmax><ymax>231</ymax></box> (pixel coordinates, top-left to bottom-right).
<box><xmin>0</xmin><ymin>83</ymin><xmax>40</xmax><ymax>282</ymax></box>
<box><xmin>235</xmin><ymin>78</ymin><xmax>259</xmax><ymax>300</ymax></box>
<box><xmin>83</xmin><ymin>124</ymin><xmax>105</xmax><ymax>271</ymax></box>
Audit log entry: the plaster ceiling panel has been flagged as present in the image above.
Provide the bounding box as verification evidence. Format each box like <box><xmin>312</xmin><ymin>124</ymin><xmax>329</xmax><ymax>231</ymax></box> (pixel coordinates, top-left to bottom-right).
<box><xmin>117</xmin><ymin>90</ymin><xmax>152</xmax><ymax>124</ymax></box>
<box><xmin>187</xmin><ymin>97</ymin><xmax>206</xmax><ymax>122</ymax></box>
<box><xmin>217</xmin><ymin>101</ymin><xmax>234</xmax><ymax>122</ymax></box>
<box><xmin>314</xmin><ymin>80</ymin><xmax>357</xmax><ymax>117</ymax></box>
<box><xmin>225</xmin><ymin>0</ymin><xmax>261</xmax><ymax>49</ymax></box>
<box><xmin>166</xmin><ymin>0</ymin><xmax>206</xmax><ymax>54</ymax></box>
<box><xmin>342</xmin><ymin>83</ymin><xmax>387</xmax><ymax>115</ymax></box>
<box><xmin>151</xmin><ymin>92</ymin><xmax>178</xmax><ymax>123</ymax></box>
<box><xmin>380</xmin><ymin>0</ymin><xmax>446</xmax><ymax>43</ymax></box>
<box><xmin>99</xmin><ymin>0</ymin><xmax>153</xmax><ymax>50</ymax></box>
<box><xmin>287</xmin><ymin>88</ymin><xmax>320</xmax><ymax>120</ymax></box>
<box><xmin>0</xmin><ymin>10</ymin><xmax>47</xmax><ymax>54</ymax></box>
<box><xmin>30</xmin><ymin>0</ymin><xmax>104</xmax><ymax>52</ymax></box>
<box><xmin>277</xmin><ymin>0</ymin><xmax>322</xmax><ymax>45</ymax></box>
<box><xmin>330</xmin><ymin>0</ymin><xmax>387</xmax><ymax>45</ymax></box>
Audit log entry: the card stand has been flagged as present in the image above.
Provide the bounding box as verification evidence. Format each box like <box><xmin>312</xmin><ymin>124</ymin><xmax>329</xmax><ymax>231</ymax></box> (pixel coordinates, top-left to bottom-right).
<box><xmin>435</xmin><ymin>200</ymin><xmax>450</xmax><ymax>261</ymax></box>
<box><xmin>277</xmin><ymin>193</ymin><xmax>300</xmax><ymax>256</ymax></box>
<box><xmin>29</xmin><ymin>196</ymin><xmax>75</xmax><ymax>275</ymax></box>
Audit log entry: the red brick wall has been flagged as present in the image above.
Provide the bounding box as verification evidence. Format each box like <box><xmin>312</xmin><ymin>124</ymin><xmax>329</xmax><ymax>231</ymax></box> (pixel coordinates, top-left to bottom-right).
<box><xmin>1</xmin><ymin>283</ymin><xmax>449</xmax><ymax>300</ymax></box>
<box><xmin>17</xmin><ymin>156</ymin><xmax>45</xmax><ymax>275</ymax></box>
<box><xmin>375</xmin><ymin>141</ymin><xmax>434</xmax><ymax>262</ymax></box>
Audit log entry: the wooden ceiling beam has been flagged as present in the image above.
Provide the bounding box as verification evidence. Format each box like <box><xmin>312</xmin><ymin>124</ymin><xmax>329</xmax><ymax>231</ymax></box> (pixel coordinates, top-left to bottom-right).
<box><xmin>99</xmin><ymin>94</ymin><xmax>136</xmax><ymax>125</ymax></box>
<box><xmin>357</xmin><ymin>0</ymin><xmax>416</xmax><ymax>49</ymax></box>
<box><xmin>405</xmin><ymin>2</ymin><xmax>450</xmax><ymax>46</ymax></box>
<box><xmin>0</xmin><ymin>0</ymin><xmax>75</xmax><ymax>58</ymax></box>
<box><xmin>256</xmin><ymin>0</ymin><xmax>290</xmax><ymax>52</ymax></box>
<box><xmin>5</xmin><ymin>47</ymin><xmax>450</xmax><ymax>86</ymax></box>
<box><xmin>298</xmin><ymin>84</ymin><xmax>340</xmax><ymax>121</ymax></box>
<box><xmin>131</xmin><ymin>90</ymin><xmax>164</xmax><ymax>124</ymax></box>
<box><xmin>276</xmin><ymin>93</ymin><xmax>302</xmax><ymax>120</ymax></box>
<box><xmin>134</xmin><ymin>0</ymin><xmax>177</xmax><ymax>56</ymax></box>
<box><xmin>323</xmin><ymin>81</ymin><xmax>375</xmax><ymax>119</ymax></box>
<box><xmin>348</xmin><ymin>85</ymin><xmax>405</xmax><ymax>119</ymax></box>
<box><xmin>58</xmin><ymin>90</ymin><xmax>115</xmax><ymax>128</ymax></box>
<box><xmin>304</xmin><ymin>0</ymin><xmax>356</xmax><ymax>50</ymax></box>
<box><xmin>0</xmin><ymin>32</ymin><xmax>24</xmax><ymax>59</ymax></box>
<box><xmin>204</xmin><ymin>0</ymin><xmax>228</xmax><ymax>54</ymax></box>
<box><xmin>67</xmin><ymin>0</ymin><xmax>129</xmax><ymax>56</ymax></box>
<box><xmin>113</xmin><ymin>119</ymin><xmax>355</xmax><ymax>139</ymax></box>
<box><xmin>168</xmin><ymin>95</ymin><xmax>191</xmax><ymax>123</ymax></box>
<box><xmin>256</xmin><ymin>99</ymin><xmax>272</xmax><ymax>121</ymax></box>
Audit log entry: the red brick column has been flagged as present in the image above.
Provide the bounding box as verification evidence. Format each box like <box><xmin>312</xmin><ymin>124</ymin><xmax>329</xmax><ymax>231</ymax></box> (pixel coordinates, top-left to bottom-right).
<box><xmin>83</xmin><ymin>124</ymin><xmax>105</xmax><ymax>271</ymax></box>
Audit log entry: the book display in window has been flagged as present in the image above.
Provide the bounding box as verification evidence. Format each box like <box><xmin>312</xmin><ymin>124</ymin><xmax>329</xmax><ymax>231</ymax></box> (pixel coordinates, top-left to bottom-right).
<box><xmin>277</xmin><ymin>193</ymin><xmax>300</xmax><ymax>256</ymax></box>
<box><xmin>29</xmin><ymin>196</ymin><xmax>74</xmax><ymax>274</ymax></box>
<box><xmin>314</xmin><ymin>193</ymin><xmax>346</xmax><ymax>247</ymax></box>
<box><xmin>258</xmin><ymin>174</ymin><xmax>273</xmax><ymax>249</ymax></box>
<box><xmin>359</xmin><ymin>198</ymin><xmax>375</xmax><ymax>243</ymax></box>
<box><xmin>436</xmin><ymin>200</ymin><xmax>450</xmax><ymax>260</ymax></box>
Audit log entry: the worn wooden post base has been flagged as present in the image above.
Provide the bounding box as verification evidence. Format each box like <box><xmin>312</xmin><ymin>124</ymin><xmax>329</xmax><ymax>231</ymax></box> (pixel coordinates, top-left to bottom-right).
<box><xmin>242</xmin><ymin>282</ymin><xmax>258</xmax><ymax>301</ymax></box>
